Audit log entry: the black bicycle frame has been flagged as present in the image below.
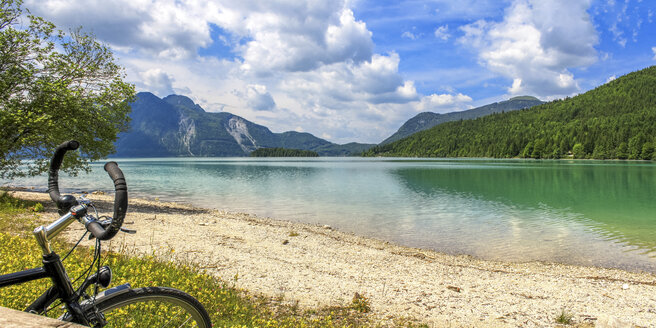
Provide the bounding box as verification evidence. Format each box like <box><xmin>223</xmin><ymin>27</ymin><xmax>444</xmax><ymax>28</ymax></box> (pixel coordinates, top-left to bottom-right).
<box><xmin>0</xmin><ymin>251</ymin><xmax>88</xmax><ymax>324</ymax></box>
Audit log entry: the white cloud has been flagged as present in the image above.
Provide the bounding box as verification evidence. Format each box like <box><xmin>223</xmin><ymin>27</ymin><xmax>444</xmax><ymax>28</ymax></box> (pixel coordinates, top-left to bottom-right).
<box><xmin>234</xmin><ymin>4</ymin><xmax>373</xmax><ymax>74</ymax></box>
<box><xmin>414</xmin><ymin>93</ymin><xmax>473</xmax><ymax>113</ymax></box>
<box><xmin>138</xmin><ymin>68</ymin><xmax>175</xmax><ymax>97</ymax></box>
<box><xmin>652</xmin><ymin>47</ymin><xmax>656</xmax><ymax>60</ymax></box>
<box><xmin>25</xmin><ymin>0</ymin><xmax>211</xmax><ymax>59</ymax></box>
<box><xmin>606</xmin><ymin>75</ymin><xmax>616</xmax><ymax>83</ymax></box>
<box><xmin>277</xmin><ymin>52</ymin><xmax>417</xmax><ymax>109</ymax></box>
<box><xmin>434</xmin><ymin>25</ymin><xmax>450</xmax><ymax>41</ymax></box>
<box><xmin>609</xmin><ymin>23</ymin><xmax>627</xmax><ymax>47</ymax></box>
<box><xmin>245</xmin><ymin>85</ymin><xmax>276</xmax><ymax>111</ymax></box>
<box><xmin>402</xmin><ymin>31</ymin><xmax>418</xmax><ymax>40</ymax></box>
<box><xmin>459</xmin><ymin>0</ymin><xmax>598</xmax><ymax>98</ymax></box>
<box><xmin>23</xmin><ymin>0</ymin><xmax>471</xmax><ymax>144</ymax></box>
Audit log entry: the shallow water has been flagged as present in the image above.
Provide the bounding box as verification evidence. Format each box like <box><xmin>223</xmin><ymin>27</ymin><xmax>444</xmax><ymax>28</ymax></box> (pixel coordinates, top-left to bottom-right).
<box><xmin>5</xmin><ymin>158</ymin><xmax>656</xmax><ymax>272</ymax></box>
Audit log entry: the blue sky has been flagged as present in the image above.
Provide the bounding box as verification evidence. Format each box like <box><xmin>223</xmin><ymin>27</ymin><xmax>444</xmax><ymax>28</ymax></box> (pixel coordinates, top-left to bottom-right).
<box><xmin>24</xmin><ymin>0</ymin><xmax>656</xmax><ymax>144</ymax></box>
<box><xmin>354</xmin><ymin>0</ymin><xmax>655</xmax><ymax>102</ymax></box>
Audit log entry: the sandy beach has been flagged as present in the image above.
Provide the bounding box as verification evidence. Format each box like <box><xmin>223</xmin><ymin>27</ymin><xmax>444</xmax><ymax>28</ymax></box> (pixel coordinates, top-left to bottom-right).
<box><xmin>9</xmin><ymin>190</ymin><xmax>656</xmax><ymax>327</ymax></box>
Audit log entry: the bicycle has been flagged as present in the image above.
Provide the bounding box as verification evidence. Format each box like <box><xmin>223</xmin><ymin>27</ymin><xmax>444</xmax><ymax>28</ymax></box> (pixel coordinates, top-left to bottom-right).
<box><xmin>0</xmin><ymin>140</ymin><xmax>212</xmax><ymax>327</ymax></box>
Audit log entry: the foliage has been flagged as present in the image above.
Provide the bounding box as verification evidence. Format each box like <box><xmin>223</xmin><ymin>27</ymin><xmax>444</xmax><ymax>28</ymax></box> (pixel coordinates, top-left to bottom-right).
<box><xmin>0</xmin><ymin>190</ymin><xmax>28</xmax><ymax>210</ymax></box>
<box><xmin>350</xmin><ymin>293</ymin><xmax>371</xmax><ymax>313</ymax></box>
<box><xmin>0</xmin><ymin>0</ymin><xmax>135</xmax><ymax>178</ymax></box>
<box><xmin>250</xmin><ymin>147</ymin><xmax>319</xmax><ymax>157</ymax></box>
<box><xmin>381</xmin><ymin>96</ymin><xmax>544</xmax><ymax>145</ymax></box>
<box><xmin>555</xmin><ymin>309</ymin><xmax>574</xmax><ymax>325</ymax></box>
<box><xmin>365</xmin><ymin>66</ymin><xmax>656</xmax><ymax>160</ymax></box>
<box><xmin>30</xmin><ymin>202</ymin><xmax>43</xmax><ymax>212</ymax></box>
<box><xmin>312</xmin><ymin>142</ymin><xmax>375</xmax><ymax>156</ymax></box>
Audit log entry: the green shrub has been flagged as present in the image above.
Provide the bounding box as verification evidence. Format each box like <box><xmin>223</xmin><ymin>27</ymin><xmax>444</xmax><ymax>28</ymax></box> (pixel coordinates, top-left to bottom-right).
<box><xmin>555</xmin><ymin>309</ymin><xmax>573</xmax><ymax>325</ymax></box>
<box><xmin>351</xmin><ymin>293</ymin><xmax>371</xmax><ymax>313</ymax></box>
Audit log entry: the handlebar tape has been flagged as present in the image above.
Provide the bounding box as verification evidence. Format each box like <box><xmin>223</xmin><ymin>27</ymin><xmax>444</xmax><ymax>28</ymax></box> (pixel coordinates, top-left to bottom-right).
<box><xmin>95</xmin><ymin>161</ymin><xmax>128</xmax><ymax>241</ymax></box>
<box><xmin>86</xmin><ymin>221</ymin><xmax>107</xmax><ymax>240</ymax></box>
<box><xmin>47</xmin><ymin>141</ymin><xmax>129</xmax><ymax>241</ymax></box>
<box><xmin>48</xmin><ymin>140</ymin><xmax>79</xmax><ymax>207</ymax></box>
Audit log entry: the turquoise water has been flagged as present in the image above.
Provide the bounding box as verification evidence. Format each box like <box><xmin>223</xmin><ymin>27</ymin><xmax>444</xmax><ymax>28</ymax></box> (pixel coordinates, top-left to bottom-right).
<box><xmin>5</xmin><ymin>158</ymin><xmax>656</xmax><ymax>272</ymax></box>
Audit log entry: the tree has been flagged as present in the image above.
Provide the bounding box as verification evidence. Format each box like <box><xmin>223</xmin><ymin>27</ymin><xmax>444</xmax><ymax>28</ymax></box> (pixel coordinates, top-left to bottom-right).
<box><xmin>572</xmin><ymin>143</ymin><xmax>585</xmax><ymax>159</ymax></box>
<box><xmin>641</xmin><ymin>142</ymin><xmax>654</xmax><ymax>160</ymax></box>
<box><xmin>522</xmin><ymin>141</ymin><xmax>533</xmax><ymax>158</ymax></box>
<box><xmin>616</xmin><ymin>142</ymin><xmax>628</xmax><ymax>159</ymax></box>
<box><xmin>0</xmin><ymin>0</ymin><xmax>135</xmax><ymax>178</ymax></box>
<box><xmin>628</xmin><ymin>134</ymin><xmax>645</xmax><ymax>160</ymax></box>
<box><xmin>364</xmin><ymin>66</ymin><xmax>656</xmax><ymax>160</ymax></box>
<box><xmin>531</xmin><ymin>138</ymin><xmax>546</xmax><ymax>159</ymax></box>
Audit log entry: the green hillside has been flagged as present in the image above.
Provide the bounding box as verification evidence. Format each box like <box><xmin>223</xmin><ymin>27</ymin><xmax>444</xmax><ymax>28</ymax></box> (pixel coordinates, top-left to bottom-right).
<box><xmin>380</xmin><ymin>96</ymin><xmax>543</xmax><ymax>145</ymax></box>
<box><xmin>250</xmin><ymin>147</ymin><xmax>319</xmax><ymax>157</ymax></box>
<box><xmin>365</xmin><ymin>66</ymin><xmax>656</xmax><ymax>160</ymax></box>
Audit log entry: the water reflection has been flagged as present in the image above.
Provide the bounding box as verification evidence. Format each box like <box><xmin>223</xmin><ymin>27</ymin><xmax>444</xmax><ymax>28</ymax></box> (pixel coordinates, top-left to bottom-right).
<box><xmin>391</xmin><ymin>161</ymin><xmax>656</xmax><ymax>257</ymax></box>
<box><xmin>4</xmin><ymin>158</ymin><xmax>656</xmax><ymax>272</ymax></box>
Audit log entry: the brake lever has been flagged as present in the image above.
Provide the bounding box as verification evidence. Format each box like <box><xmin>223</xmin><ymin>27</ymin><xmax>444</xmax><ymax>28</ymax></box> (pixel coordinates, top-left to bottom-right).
<box><xmin>120</xmin><ymin>227</ymin><xmax>137</xmax><ymax>234</ymax></box>
<box><xmin>78</xmin><ymin>196</ymin><xmax>92</xmax><ymax>205</ymax></box>
<box><xmin>87</xmin><ymin>218</ymin><xmax>112</xmax><ymax>240</ymax></box>
<box><xmin>86</xmin><ymin>217</ymin><xmax>136</xmax><ymax>239</ymax></box>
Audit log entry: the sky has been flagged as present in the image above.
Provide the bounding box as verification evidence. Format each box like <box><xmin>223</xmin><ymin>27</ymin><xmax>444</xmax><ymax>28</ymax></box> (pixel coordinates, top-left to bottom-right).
<box><xmin>23</xmin><ymin>0</ymin><xmax>656</xmax><ymax>144</ymax></box>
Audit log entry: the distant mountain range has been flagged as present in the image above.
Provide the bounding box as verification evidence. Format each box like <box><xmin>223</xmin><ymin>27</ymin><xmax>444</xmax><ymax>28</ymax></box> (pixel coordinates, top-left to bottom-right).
<box><xmin>380</xmin><ymin>96</ymin><xmax>544</xmax><ymax>145</ymax></box>
<box><xmin>114</xmin><ymin>92</ymin><xmax>546</xmax><ymax>157</ymax></box>
<box><xmin>114</xmin><ymin>92</ymin><xmax>374</xmax><ymax>157</ymax></box>
<box><xmin>365</xmin><ymin>66</ymin><xmax>656</xmax><ymax>159</ymax></box>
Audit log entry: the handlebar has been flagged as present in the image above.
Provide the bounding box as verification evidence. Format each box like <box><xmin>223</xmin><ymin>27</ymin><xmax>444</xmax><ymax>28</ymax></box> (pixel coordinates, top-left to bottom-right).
<box><xmin>48</xmin><ymin>140</ymin><xmax>80</xmax><ymax>213</ymax></box>
<box><xmin>46</xmin><ymin>140</ymin><xmax>128</xmax><ymax>241</ymax></box>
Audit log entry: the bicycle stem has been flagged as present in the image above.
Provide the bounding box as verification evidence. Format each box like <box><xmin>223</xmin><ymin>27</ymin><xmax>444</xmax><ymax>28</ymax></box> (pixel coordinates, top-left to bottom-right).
<box><xmin>33</xmin><ymin>204</ymin><xmax>89</xmax><ymax>255</ymax></box>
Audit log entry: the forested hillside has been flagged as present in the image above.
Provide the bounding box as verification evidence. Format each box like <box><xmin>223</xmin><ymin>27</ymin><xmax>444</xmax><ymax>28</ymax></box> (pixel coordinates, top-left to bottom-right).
<box><xmin>380</xmin><ymin>96</ymin><xmax>543</xmax><ymax>145</ymax></box>
<box><xmin>365</xmin><ymin>66</ymin><xmax>656</xmax><ymax>160</ymax></box>
<box><xmin>250</xmin><ymin>148</ymin><xmax>319</xmax><ymax>157</ymax></box>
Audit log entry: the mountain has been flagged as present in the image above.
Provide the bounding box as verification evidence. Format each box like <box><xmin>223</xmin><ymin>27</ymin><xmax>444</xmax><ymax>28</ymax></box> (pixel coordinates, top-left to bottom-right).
<box><xmin>380</xmin><ymin>96</ymin><xmax>544</xmax><ymax>145</ymax></box>
<box><xmin>365</xmin><ymin>66</ymin><xmax>656</xmax><ymax>159</ymax></box>
<box><xmin>114</xmin><ymin>93</ymin><xmax>373</xmax><ymax>157</ymax></box>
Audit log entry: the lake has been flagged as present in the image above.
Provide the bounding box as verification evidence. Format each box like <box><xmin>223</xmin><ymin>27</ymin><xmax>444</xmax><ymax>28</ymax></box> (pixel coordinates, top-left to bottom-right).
<box><xmin>4</xmin><ymin>157</ymin><xmax>656</xmax><ymax>272</ymax></box>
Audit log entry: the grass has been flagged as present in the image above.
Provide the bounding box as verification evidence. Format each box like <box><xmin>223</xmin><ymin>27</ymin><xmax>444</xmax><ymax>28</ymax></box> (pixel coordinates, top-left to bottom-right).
<box><xmin>555</xmin><ymin>309</ymin><xmax>574</xmax><ymax>325</ymax></box>
<box><xmin>351</xmin><ymin>293</ymin><xmax>371</xmax><ymax>313</ymax></box>
<box><xmin>0</xmin><ymin>191</ymin><xmax>423</xmax><ymax>327</ymax></box>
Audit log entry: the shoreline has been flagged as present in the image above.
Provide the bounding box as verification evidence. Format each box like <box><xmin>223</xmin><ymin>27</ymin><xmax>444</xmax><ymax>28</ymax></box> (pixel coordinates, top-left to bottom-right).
<box><xmin>8</xmin><ymin>190</ymin><xmax>656</xmax><ymax>327</ymax></box>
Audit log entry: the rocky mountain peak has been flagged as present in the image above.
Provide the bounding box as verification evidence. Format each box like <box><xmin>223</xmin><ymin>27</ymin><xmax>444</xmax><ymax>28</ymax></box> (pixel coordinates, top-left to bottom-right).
<box><xmin>163</xmin><ymin>94</ymin><xmax>205</xmax><ymax>113</ymax></box>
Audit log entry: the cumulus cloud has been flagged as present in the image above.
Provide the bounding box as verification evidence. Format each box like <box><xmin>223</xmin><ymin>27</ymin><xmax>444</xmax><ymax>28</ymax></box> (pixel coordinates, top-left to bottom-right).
<box><xmin>139</xmin><ymin>68</ymin><xmax>175</xmax><ymax>97</ymax></box>
<box><xmin>277</xmin><ymin>52</ymin><xmax>417</xmax><ymax>111</ymax></box>
<box><xmin>228</xmin><ymin>3</ymin><xmax>373</xmax><ymax>74</ymax></box>
<box><xmin>25</xmin><ymin>0</ymin><xmax>211</xmax><ymax>59</ymax></box>
<box><xmin>245</xmin><ymin>85</ymin><xmax>276</xmax><ymax>111</ymax></box>
<box><xmin>414</xmin><ymin>93</ymin><xmax>473</xmax><ymax>113</ymax></box>
<box><xmin>24</xmin><ymin>0</ymin><xmax>465</xmax><ymax>143</ymax></box>
<box><xmin>434</xmin><ymin>25</ymin><xmax>450</xmax><ymax>41</ymax></box>
<box><xmin>459</xmin><ymin>0</ymin><xmax>598</xmax><ymax>97</ymax></box>
<box><xmin>26</xmin><ymin>0</ymin><xmax>374</xmax><ymax>68</ymax></box>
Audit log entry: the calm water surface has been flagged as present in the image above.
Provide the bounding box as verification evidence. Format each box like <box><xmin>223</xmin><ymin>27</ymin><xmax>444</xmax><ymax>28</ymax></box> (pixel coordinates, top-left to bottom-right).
<box><xmin>5</xmin><ymin>158</ymin><xmax>656</xmax><ymax>272</ymax></box>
